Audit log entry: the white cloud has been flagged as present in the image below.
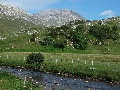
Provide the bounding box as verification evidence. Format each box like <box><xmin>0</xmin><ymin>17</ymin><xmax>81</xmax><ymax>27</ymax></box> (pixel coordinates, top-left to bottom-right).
<box><xmin>0</xmin><ymin>0</ymin><xmax>61</xmax><ymax>13</ymax></box>
<box><xmin>100</xmin><ymin>10</ymin><xmax>115</xmax><ymax>18</ymax></box>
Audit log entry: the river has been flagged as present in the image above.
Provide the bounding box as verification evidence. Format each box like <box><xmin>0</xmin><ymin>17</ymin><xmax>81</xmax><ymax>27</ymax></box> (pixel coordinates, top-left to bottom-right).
<box><xmin>0</xmin><ymin>66</ymin><xmax>120</xmax><ymax>90</ymax></box>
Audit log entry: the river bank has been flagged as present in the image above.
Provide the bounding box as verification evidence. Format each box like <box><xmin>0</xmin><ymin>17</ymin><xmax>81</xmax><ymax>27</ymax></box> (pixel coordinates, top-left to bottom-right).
<box><xmin>0</xmin><ymin>70</ymin><xmax>43</xmax><ymax>90</ymax></box>
<box><xmin>0</xmin><ymin>66</ymin><xmax>120</xmax><ymax>90</ymax></box>
<box><xmin>0</xmin><ymin>52</ymin><xmax>120</xmax><ymax>86</ymax></box>
<box><xmin>0</xmin><ymin>62</ymin><xmax>120</xmax><ymax>86</ymax></box>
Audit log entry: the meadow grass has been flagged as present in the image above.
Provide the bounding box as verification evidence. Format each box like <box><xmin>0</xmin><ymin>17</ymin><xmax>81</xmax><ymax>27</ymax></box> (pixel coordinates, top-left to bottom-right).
<box><xmin>1</xmin><ymin>40</ymin><xmax>120</xmax><ymax>55</ymax></box>
<box><xmin>0</xmin><ymin>52</ymin><xmax>120</xmax><ymax>83</ymax></box>
<box><xmin>0</xmin><ymin>72</ymin><xmax>43</xmax><ymax>90</ymax></box>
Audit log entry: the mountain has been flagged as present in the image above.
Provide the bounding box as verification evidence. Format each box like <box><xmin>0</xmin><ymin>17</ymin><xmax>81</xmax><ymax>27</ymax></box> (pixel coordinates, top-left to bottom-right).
<box><xmin>0</xmin><ymin>3</ymin><xmax>85</xmax><ymax>26</ymax></box>
<box><xmin>0</xmin><ymin>3</ymin><xmax>38</xmax><ymax>24</ymax></box>
<box><xmin>34</xmin><ymin>9</ymin><xmax>85</xmax><ymax>26</ymax></box>
<box><xmin>0</xmin><ymin>3</ymin><xmax>42</xmax><ymax>39</ymax></box>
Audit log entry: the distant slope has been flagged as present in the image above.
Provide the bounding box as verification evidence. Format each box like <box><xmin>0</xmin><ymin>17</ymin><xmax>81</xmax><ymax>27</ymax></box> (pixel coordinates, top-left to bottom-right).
<box><xmin>0</xmin><ymin>15</ymin><xmax>39</xmax><ymax>38</ymax></box>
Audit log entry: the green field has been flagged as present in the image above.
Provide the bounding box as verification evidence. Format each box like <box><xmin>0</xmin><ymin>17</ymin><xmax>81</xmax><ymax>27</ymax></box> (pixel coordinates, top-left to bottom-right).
<box><xmin>0</xmin><ymin>52</ymin><xmax>120</xmax><ymax>84</ymax></box>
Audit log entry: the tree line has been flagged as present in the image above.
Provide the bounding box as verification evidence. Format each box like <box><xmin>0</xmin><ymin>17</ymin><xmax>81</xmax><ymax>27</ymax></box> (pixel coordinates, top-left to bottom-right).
<box><xmin>30</xmin><ymin>20</ymin><xmax>119</xmax><ymax>50</ymax></box>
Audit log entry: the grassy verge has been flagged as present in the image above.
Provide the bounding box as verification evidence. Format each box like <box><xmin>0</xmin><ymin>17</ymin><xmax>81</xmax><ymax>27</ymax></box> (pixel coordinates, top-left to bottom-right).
<box><xmin>0</xmin><ymin>52</ymin><xmax>120</xmax><ymax>84</ymax></box>
<box><xmin>0</xmin><ymin>72</ymin><xmax>43</xmax><ymax>90</ymax></box>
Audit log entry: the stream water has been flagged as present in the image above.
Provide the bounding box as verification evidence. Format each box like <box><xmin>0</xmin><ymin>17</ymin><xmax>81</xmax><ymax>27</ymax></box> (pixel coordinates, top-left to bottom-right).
<box><xmin>0</xmin><ymin>66</ymin><xmax>120</xmax><ymax>90</ymax></box>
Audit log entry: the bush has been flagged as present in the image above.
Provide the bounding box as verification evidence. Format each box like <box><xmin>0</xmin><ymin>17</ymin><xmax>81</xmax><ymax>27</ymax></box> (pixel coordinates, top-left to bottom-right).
<box><xmin>53</xmin><ymin>38</ymin><xmax>67</xmax><ymax>50</ymax></box>
<box><xmin>26</xmin><ymin>53</ymin><xmax>44</xmax><ymax>67</ymax></box>
<box><xmin>73</xmin><ymin>33</ymin><xmax>88</xmax><ymax>50</ymax></box>
<box><xmin>39</xmin><ymin>36</ymin><xmax>53</xmax><ymax>46</ymax></box>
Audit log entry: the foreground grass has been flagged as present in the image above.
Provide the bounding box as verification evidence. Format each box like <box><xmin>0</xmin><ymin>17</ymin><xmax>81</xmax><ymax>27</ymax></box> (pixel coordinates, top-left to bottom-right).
<box><xmin>0</xmin><ymin>72</ymin><xmax>43</xmax><ymax>90</ymax></box>
<box><xmin>0</xmin><ymin>52</ymin><xmax>120</xmax><ymax>84</ymax></box>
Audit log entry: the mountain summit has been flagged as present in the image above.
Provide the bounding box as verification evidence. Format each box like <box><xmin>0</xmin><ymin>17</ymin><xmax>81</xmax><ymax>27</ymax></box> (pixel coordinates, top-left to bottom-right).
<box><xmin>34</xmin><ymin>9</ymin><xmax>85</xmax><ymax>26</ymax></box>
<box><xmin>0</xmin><ymin>3</ymin><xmax>85</xmax><ymax>26</ymax></box>
<box><xmin>0</xmin><ymin>3</ymin><xmax>36</xmax><ymax>23</ymax></box>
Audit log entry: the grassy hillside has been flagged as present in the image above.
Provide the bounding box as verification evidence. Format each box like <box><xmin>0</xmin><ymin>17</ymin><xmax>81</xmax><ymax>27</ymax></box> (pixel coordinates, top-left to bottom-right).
<box><xmin>0</xmin><ymin>16</ymin><xmax>120</xmax><ymax>54</ymax></box>
<box><xmin>0</xmin><ymin>15</ymin><xmax>40</xmax><ymax>37</ymax></box>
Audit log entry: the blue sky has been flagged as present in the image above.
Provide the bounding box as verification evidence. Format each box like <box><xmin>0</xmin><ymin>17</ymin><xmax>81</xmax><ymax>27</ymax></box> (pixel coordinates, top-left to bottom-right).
<box><xmin>0</xmin><ymin>0</ymin><xmax>120</xmax><ymax>20</ymax></box>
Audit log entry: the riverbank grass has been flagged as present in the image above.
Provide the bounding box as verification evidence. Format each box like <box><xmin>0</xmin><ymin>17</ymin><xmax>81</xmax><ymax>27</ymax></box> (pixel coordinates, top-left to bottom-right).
<box><xmin>0</xmin><ymin>72</ymin><xmax>43</xmax><ymax>90</ymax></box>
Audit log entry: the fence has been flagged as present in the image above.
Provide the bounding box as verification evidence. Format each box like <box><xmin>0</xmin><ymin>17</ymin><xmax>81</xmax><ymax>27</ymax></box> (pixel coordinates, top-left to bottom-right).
<box><xmin>0</xmin><ymin>53</ymin><xmax>120</xmax><ymax>69</ymax></box>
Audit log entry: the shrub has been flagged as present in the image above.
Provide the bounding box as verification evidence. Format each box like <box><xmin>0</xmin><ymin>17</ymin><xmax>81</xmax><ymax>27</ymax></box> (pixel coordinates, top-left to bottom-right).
<box><xmin>26</xmin><ymin>53</ymin><xmax>44</xmax><ymax>67</ymax></box>
<box><xmin>53</xmin><ymin>38</ymin><xmax>67</xmax><ymax>50</ymax></box>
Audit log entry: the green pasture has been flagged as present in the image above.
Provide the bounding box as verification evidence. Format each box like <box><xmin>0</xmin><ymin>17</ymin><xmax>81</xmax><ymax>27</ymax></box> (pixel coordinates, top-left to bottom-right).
<box><xmin>0</xmin><ymin>52</ymin><xmax>120</xmax><ymax>83</ymax></box>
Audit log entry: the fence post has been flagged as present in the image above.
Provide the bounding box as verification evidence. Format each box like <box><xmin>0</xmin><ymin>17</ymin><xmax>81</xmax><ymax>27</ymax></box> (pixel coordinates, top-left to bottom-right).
<box><xmin>24</xmin><ymin>57</ymin><xmax>26</xmax><ymax>60</ymax></box>
<box><xmin>92</xmin><ymin>60</ymin><xmax>94</xmax><ymax>65</ymax></box>
<box><xmin>56</xmin><ymin>59</ymin><xmax>58</xmax><ymax>65</ymax></box>
<box><xmin>7</xmin><ymin>55</ymin><xmax>9</xmax><ymax>58</ymax></box>
<box><xmin>51</xmin><ymin>56</ymin><xmax>52</xmax><ymax>61</ymax></box>
<box><xmin>72</xmin><ymin>59</ymin><xmax>74</xmax><ymax>63</ymax></box>
<box><xmin>78</xmin><ymin>59</ymin><xmax>79</xmax><ymax>63</ymax></box>
<box><xmin>108</xmin><ymin>62</ymin><xmax>109</xmax><ymax>67</ymax></box>
<box><xmin>84</xmin><ymin>60</ymin><xmax>86</xmax><ymax>65</ymax></box>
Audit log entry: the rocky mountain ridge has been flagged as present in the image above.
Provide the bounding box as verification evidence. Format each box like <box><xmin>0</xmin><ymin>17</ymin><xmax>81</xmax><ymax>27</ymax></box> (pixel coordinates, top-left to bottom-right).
<box><xmin>34</xmin><ymin>9</ymin><xmax>85</xmax><ymax>26</ymax></box>
<box><xmin>0</xmin><ymin>3</ymin><xmax>85</xmax><ymax>26</ymax></box>
<box><xmin>0</xmin><ymin>3</ymin><xmax>37</xmax><ymax>24</ymax></box>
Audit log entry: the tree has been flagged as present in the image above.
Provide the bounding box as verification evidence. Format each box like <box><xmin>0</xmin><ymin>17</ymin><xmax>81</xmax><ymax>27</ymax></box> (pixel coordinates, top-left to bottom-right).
<box><xmin>73</xmin><ymin>33</ymin><xmax>88</xmax><ymax>50</ymax></box>
<box><xmin>53</xmin><ymin>37</ymin><xmax>67</xmax><ymax>50</ymax></box>
<box><xmin>110</xmin><ymin>24</ymin><xmax>119</xmax><ymax>41</ymax></box>
<box><xmin>75</xmin><ymin>24</ymin><xmax>85</xmax><ymax>33</ymax></box>
<box><xmin>89</xmin><ymin>24</ymin><xmax>119</xmax><ymax>45</ymax></box>
<box><xmin>26</xmin><ymin>53</ymin><xmax>44</xmax><ymax>68</ymax></box>
<box><xmin>40</xmin><ymin>36</ymin><xmax>53</xmax><ymax>46</ymax></box>
<box><xmin>48</xmin><ymin>27</ymin><xmax>59</xmax><ymax>38</ymax></box>
<box><xmin>89</xmin><ymin>24</ymin><xmax>101</xmax><ymax>43</ymax></box>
